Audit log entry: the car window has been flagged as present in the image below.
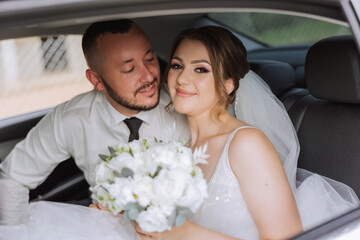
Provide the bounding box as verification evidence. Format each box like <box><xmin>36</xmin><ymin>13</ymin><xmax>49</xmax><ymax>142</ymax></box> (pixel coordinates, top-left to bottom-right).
<box><xmin>208</xmin><ymin>12</ymin><xmax>351</xmax><ymax>46</ymax></box>
<box><xmin>0</xmin><ymin>35</ymin><xmax>92</xmax><ymax>120</ymax></box>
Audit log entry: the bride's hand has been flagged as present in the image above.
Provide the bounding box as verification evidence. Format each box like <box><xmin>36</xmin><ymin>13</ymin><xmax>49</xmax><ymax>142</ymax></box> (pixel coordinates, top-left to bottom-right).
<box><xmin>134</xmin><ymin>222</ymin><xmax>161</xmax><ymax>240</ymax></box>
<box><xmin>89</xmin><ymin>202</ymin><xmax>108</xmax><ymax>211</ymax></box>
<box><xmin>134</xmin><ymin>221</ymin><xmax>189</xmax><ymax>240</ymax></box>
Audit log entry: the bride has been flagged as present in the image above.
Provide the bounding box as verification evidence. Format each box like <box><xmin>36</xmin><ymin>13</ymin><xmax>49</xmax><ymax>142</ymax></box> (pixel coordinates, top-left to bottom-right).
<box><xmin>1</xmin><ymin>26</ymin><xmax>359</xmax><ymax>240</ymax></box>
<box><xmin>135</xmin><ymin>26</ymin><xmax>359</xmax><ymax>239</ymax></box>
<box><xmin>136</xmin><ymin>26</ymin><xmax>303</xmax><ymax>239</ymax></box>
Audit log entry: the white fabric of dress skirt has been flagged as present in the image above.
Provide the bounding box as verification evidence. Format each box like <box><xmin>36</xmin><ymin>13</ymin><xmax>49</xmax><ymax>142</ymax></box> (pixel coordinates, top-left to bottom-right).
<box><xmin>0</xmin><ymin>201</ymin><xmax>139</xmax><ymax>240</ymax></box>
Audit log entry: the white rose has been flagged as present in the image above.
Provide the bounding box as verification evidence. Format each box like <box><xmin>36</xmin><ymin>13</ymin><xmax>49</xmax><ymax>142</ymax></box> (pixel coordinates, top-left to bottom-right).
<box><xmin>143</xmin><ymin>151</ymin><xmax>160</xmax><ymax>176</ymax></box>
<box><xmin>153</xmin><ymin>168</ymin><xmax>191</xmax><ymax>205</ymax></box>
<box><xmin>106</xmin><ymin>178</ymin><xmax>136</xmax><ymax>210</ymax></box>
<box><xmin>153</xmin><ymin>145</ymin><xmax>177</xmax><ymax>167</ymax></box>
<box><xmin>132</xmin><ymin>175</ymin><xmax>155</xmax><ymax>207</ymax></box>
<box><xmin>175</xmin><ymin>144</ymin><xmax>193</xmax><ymax>170</ymax></box>
<box><xmin>177</xmin><ymin>178</ymin><xmax>208</xmax><ymax>212</ymax></box>
<box><xmin>136</xmin><ymin>205</ymin><xmax>170</xmax><ymax>232</ymax></box>
<box><xmin>108</xmin><ymin>152</ymin><xmax>133</xmax><ymax>171</ymax></box>
<box><xmin>176</xmin><ymin>166</ymin><xmax>208</xmax><ymax>212</ymax></box>
<box><xmin>128</xmin><ymin>140</ymin><xmax>144</xmax><ymax>157</ymax></box>
<box><xmin>95</xmin><ymin>162</ymin><xmax>113</xmax><ymax>184</ymax></box>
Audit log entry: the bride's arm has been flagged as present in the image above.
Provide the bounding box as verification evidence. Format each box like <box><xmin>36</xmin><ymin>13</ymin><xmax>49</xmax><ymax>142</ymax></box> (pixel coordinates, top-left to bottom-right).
<box><xmin>228</xmin><ymin>127</ymin><xmax>303</xmax><ymax>239</ymax></box>
<box><xmin>135</xmin><ymin>220</ymin><xmax>240</xmax><ymax>240</ymax></box>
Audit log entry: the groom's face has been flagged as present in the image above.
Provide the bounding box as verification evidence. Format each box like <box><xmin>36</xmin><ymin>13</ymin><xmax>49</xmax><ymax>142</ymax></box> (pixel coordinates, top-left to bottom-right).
<box><xmin>95</xmin><ymin>26</ymin><xmax>161</xmax><ymax>116</ymax></box>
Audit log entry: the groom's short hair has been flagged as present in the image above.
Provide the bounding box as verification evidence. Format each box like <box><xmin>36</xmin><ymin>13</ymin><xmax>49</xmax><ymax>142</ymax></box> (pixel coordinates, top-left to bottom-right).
<box><xmin>82</xmin><ymin>19</ymin><xmax>135</xmax><ymax>72</ymax></box>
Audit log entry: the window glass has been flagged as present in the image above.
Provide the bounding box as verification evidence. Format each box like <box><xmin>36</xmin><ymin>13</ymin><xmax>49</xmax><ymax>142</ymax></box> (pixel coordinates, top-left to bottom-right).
<box><xmin>0</xmin><ymin>35</ymin><xmax>93</xmax><ymax>120</ymax></box>
<box><xmin>208</xmin><ymin>12</ymin><xmax>351</xmax><ymax>46</ymax></box>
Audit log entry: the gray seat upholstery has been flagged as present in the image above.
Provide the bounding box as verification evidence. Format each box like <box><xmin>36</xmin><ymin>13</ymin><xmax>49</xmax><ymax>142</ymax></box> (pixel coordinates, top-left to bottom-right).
<box><xmin>249</xmin><ymin>59</ymin><xmax>296</xmax><ymax>97</ymax></box>
<box><xmin>282</xmin><ymin>35</ymin><xmax>360</xmax><ymax>196</ymax></box>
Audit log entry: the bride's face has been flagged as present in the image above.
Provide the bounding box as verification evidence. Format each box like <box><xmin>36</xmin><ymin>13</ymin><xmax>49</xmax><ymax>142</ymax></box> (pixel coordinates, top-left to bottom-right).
<box><xmin>167</xmin><ymin>39</ymin><xmax>217</xmax><ymax>116</ymax></box>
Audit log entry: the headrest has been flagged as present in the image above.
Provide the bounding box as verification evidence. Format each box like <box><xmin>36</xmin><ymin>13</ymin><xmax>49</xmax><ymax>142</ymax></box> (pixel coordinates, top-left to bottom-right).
<box><xmin>305</xmin><ymin>35</ymin><xmax>360</xmax><ymax>103</ymax></box>
<box><xmin>249</xmin><ymin>60</ymin><xmax>296</xmax><ymax>96</ymax></box>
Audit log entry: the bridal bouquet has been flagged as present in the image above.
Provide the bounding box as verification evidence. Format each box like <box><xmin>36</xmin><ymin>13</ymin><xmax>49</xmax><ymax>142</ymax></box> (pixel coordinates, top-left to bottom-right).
<box><xmin>91</xmin><ymin>138</ymin><xmax>209</xmax><ymax>232</ymax></box>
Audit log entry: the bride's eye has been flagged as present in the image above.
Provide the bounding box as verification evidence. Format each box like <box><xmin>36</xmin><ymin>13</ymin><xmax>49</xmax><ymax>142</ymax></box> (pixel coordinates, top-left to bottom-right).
<box><xmin>170</xmin><ymin>63</ymin><xmax>182</xmax><ymax>70</ymax></box>
<box><xmin>195</xmin><ymin>67</ymin><xmax>209</xmax><ymax>73</ymax></box>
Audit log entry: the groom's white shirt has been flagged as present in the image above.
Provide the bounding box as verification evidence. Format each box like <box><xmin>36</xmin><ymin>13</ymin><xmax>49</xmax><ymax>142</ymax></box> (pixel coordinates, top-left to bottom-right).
<box><xmin>0</xmin><ymin>89</ymin><xmax>189</xmax><ymax>225</ymax></box>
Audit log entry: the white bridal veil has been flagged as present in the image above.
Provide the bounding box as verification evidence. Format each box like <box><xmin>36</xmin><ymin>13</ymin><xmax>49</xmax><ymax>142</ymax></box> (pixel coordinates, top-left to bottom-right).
<box><xmin>234</xmin><ymin>71</ymin><xmax>360</xmax><ymax>229</ymax></box>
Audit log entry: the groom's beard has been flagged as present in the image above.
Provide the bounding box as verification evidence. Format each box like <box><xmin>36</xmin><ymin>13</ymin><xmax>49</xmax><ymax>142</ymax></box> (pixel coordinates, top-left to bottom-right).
<box><xmin>100</xmin><ymin>75</ymin><xmax>160</xmax><ymax>111</ymax></box>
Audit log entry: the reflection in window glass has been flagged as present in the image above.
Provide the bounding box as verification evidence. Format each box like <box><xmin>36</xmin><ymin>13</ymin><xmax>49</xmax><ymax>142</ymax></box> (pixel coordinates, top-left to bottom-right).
<box><xmin>208</xmin><ymin>12</ymin><xmax>351</xmax><ymax>46</ymax></box>
<box><xmin>0</xmin><ymin>35</ymin><xmax>93</xmax><ymax>120</ymax></box>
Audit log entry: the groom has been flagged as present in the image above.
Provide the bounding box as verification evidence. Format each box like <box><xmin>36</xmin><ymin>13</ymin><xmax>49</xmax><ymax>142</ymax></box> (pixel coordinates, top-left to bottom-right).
<box><xmin>0</xmin><ymin>19</ymin><xmax>189</xmax><ymax>225</ymax></box>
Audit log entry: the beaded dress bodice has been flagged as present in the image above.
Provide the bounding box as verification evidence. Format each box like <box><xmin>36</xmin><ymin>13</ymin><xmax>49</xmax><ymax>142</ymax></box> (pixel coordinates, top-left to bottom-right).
<box><xmin>190</xmin><ymin>126</ymin><xmax>259</xmax><ymax>239</ymax></box>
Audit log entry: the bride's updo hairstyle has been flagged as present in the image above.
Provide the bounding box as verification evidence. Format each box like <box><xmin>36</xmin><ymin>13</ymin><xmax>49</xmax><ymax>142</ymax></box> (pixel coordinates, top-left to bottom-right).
<box><xmin>163</xmin><ymin>26</ymin><xmax>250</xmax><ymax>120</ymax></box>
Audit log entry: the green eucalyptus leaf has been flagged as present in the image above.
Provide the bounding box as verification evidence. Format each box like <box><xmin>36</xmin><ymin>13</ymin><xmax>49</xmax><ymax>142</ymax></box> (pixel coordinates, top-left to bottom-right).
<box><xmin>124</xmin><ymin>202</ymin><xmax>137</xmax><ymax>210</ymax></box>
<box><xmin>177</xmin><ymin>206</ymin><xmax>191</xmax><ymax>214</ymax></box>
<box><xmin>113</xmin><ymin>171</ymin><xmax>122</xmax><ymax>177</ymax></box>
<box><xmin>121</xmin><ymin>167</ymin><xmax>134</xmax><ymax>178</ymax></box>
<box><xmin>123</xmin><ymin>210</ymin><xmax>131</xmax><ymax>221</ymax></box>
<box><xmin>152</xmin><ymin>166</ymin><xmax>162</xmax><ymax>178</ymax></box>
<box><xmin>127</xmin><ymin>208</ymin><xmax>139</xmax><ymax>220</ymax></box>
<box><xmin>125</xmin><ymin>202</ymin><xmax>145</xmax><ymax>211</ymax></box>
<box><xmin>175</xmin><ymin>212</ymin><xmax>186</xmax><ymax>227</ymax></box>
<box><xmin>98</xmin><ymin>154</ymin><xmax>109</xmax><ymax>162</ymax></box>
<box><xmin>167</xmin><ymin>209</ymin><xmax>176</xmax><ymax>226</ymax></box>
<box><xmin>108</xmin><ymin>146</ymin><xmax>116</xmax><ymax>155</ymax></box>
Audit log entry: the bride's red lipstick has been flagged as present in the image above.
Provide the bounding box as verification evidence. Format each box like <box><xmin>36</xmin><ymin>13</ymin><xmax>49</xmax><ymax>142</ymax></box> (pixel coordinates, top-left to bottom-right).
<box><xmin>176</xmin><ymin>89</ymin><xmax>196</xmax><ymax>97</ymax></box>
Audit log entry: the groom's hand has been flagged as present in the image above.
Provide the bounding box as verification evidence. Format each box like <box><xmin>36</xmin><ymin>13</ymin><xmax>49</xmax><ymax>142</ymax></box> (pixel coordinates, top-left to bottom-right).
<box><xmin>89</xmin><ymin>202</ymin><xmax>108</xmax><ymax>211</ymax></box>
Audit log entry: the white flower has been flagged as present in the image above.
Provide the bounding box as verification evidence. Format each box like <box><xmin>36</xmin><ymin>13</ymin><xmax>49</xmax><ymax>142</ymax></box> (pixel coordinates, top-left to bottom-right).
<box><xmin>106</xmin><ymin>178</ymin><xmax>136</xmax><ymax>212</ymax></box>
<box><xmin>132</xmin><ymin>175</ymin><xmax>155</xmax><ymax>207</ymax></box>
<box><xmin>193</xmin><ymin>143</ymin><xmax>210</xmax><ymax>165</ymax></box>
<box><xmin>136</xmin><ymin>205</ymin><xmax>170</xmax><ymax>232</ymax></box>
<box><xmin>107</xmin><ymin>151</ymin><xmax>134</xmax><ymax>171</ymax></box>
<box><xmin>178</xmin><ymin>176</ymin><xmax>208</xmax><ymax>212</ymax></box>
<box><xmin>151</xmin><ymin>144</ymin><xmax>177</xmax><ymax>167</ymax></box>
<box><xmin>175</xmin><ymin>144</ymin><xmax>193</xmax><ymax>170</ymax></box>
<box><xmin>92</xmin><ymin>138</ymin><xmax>209</xmax><ymax>232</ymax></box>
<box><xmin>95</xmin><ymin>162</ymin><xmax>113</xmax><ymax>184</ymax></box>
<box><xmin>153</xmin><ymin>168</ymin><xmax>192</xmax><ymax>205</ymax></box>
<box><xmin>128</xmin><ymin>140</ymin><xmax>144</xmax><ymax>157</ymax></box>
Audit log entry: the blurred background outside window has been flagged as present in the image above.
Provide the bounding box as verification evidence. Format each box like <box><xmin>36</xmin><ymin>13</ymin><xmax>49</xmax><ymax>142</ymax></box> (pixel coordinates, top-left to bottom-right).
<box><xmin>208</xmin><ymin>12</ymin><xmax>351</xmax><ymax>46</ymax></box>
<box><xmin>0</xmin><ymin>35</ymin><xmax>92</xmax><ymax>120</ymax></box>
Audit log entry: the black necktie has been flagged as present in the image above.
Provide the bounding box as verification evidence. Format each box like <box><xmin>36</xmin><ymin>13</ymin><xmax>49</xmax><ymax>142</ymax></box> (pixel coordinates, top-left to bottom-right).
<box><xmin>124</xmin><ymin>117</ymin><xmax>143</xmax><ymax>142</ymax></box>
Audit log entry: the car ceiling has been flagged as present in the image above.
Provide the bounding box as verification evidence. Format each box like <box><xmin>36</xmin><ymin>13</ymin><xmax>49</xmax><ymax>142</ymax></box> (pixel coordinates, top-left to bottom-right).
<box><xmin>0</xmin><ymin>0</ymin><xmax>347</xmax><ymax>58</ymax></box>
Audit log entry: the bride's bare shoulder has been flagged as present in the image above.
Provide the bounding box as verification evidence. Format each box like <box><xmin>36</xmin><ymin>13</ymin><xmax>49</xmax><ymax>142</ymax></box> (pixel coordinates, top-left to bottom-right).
<box><xmin>228</xmin><ymin>126</ymin><xmax>280</xmax><ymax>168</ymax></box>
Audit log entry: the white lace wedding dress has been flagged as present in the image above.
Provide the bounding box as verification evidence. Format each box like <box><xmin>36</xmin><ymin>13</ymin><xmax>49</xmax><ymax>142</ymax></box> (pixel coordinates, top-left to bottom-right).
<box><xmin>191</xmin><ymin>126</ymin><xmax>359</xmax><ymax>239</ymax></box>
<box><xmin>0</xmin><ymin>201</ymin><xmax>138</xmax><ymax>240</ymax></box>
<box><xmin>1</xmin><ymin>71</ymin><xmax>359</xmax><ymax>240</ymax></box>
<box><xmin>190</xmin><ymin>126</ymin><xmax>259</xmax><ymax>239</ymax></box>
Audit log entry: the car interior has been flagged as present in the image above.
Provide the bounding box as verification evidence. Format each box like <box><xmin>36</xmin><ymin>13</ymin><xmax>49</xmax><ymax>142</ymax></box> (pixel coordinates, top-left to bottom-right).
<box><xmin>0</xmin><ymin>1</ymin><xmax>359</xmax><ymax>236</ymax></box>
